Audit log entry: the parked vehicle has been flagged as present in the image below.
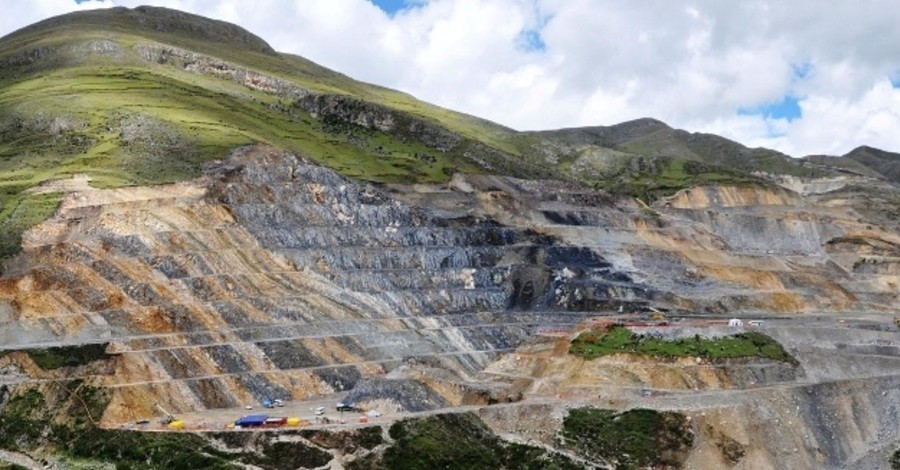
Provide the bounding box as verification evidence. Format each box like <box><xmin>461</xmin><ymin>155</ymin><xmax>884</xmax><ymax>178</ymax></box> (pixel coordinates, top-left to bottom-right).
<box><xmin>264</xmin><ymin>417</ymin><xmax>287</xmax><ymax>427</ymax></box>
<box><xmin>234</xmin><ymin>414</ymin><xmax>268</xmax><ymax>428</ymax></box>
<box><xmin>336</xmin><ymin>402</ymin><xmax>361</xmax><ymax>412</ymax></box>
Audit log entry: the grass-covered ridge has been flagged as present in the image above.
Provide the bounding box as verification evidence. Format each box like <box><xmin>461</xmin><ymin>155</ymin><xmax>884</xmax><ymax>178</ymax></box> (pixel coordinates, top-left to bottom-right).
<box><xmin>570</xmin><ymin>325</ymin><xmax>796</xmax><ymax>363</ymax></box>
<box><xmin>561</xmin><ymin>407</ymin><xmax>694</xmax><ymax>470</ymax></box>
<box><xmin>0</xmin><ymin>7</ymin><xmax>523</xmax><ymax>264</ymax></box>
<box><xmin>0</xmin><ymin>63</ymin><xmax>483</xmax><ymax>263</ymax></box>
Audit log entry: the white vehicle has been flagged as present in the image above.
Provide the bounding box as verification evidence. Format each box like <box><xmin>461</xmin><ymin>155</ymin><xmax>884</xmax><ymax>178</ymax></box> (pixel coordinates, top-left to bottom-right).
<box><xmin>315</xmin><ymin>406</ymin><xmax>325</xmax><ymax>415</ymax></box>
<box><xmin>366</xmin><ymin>410</ymin><xmax>382</xmax><ymax>418</ymax></box>
<box><xmin>244</xmin><ymin>405</ymin><xmax>253</xmax><ymax>410</ymax></box>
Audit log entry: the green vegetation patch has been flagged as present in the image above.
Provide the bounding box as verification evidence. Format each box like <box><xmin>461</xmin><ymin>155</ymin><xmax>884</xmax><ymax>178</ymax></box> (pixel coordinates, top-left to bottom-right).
<box><xmin>891</xmin><ymin>447</ymin><xmax>900</xmax><ymax>470</ymax></box>
<box><xmin>0</xmin><ymin>382</ymin><xmax>240</xmax><ymax>469</ymax></box>
<box><xmin>0</xmin><ymin>381</ymin><xmax>360</xmax><ymax>470</ymax></box>
<box><xmin>0</xmin><ymin>343</ymin><xmax>111</xmax><ymax>370</ymax></box>
<box><xmin>561</xmin><ymin>407</ymin><xmax>694</xmax><ymax>470</ymax></box>
<box><xmin>0</xmin><ymin>388</ymin><xmax>50</xmax><ymax>448</ymax></box>
<box><xmin>0</xmin><ymin>191</ymin><xmax>60</xmax><ymax>264</ymax></box>
<box><xmin>593</xmin><ymin>158</ymin><xmax>765</xmax><ymax>203</ymax></box>
<box><xmin>570</xmin><ymin>325</ymin><xmax>796</xmax><ymax>363</ymax></box>
<box><xmin>0</xmin><ymin>66</ymin><xmax>485</xmax><ymax>190</ymax></box>
<box><xmin>26</xmin><ymin>343</ymin><xmax>111</xmax><ymax>370</ymax></box>
<box><xmin>362</xmin><ymin>412</ymin><xmax>580</xmax><ymax>470</ymax></box>
<box><xmin>240</xmin><ymin>440</ymin><xmax>332</xmax><ymax>470</ymax></box>
<box><xmin>299</xmin><ymin>426</ymin><xmax>384</xmax><ymax>452</ymax></box>
<box><xmin>0</xmin><ymin>464</ymin><xmax>27</xmax><ymax>470</ymax></box>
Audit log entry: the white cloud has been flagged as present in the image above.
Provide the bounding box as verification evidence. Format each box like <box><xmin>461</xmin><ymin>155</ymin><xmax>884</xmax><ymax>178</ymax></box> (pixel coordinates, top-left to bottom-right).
<box><xmin>2</xmin><ymin>0</ymin><xmax>900</xmax><ymax>157</ymax></box>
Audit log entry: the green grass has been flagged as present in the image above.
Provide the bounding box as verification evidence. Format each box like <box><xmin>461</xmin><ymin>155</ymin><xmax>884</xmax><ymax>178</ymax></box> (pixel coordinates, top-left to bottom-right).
<box><xmin>569</xmin><ymin>326</ymin><xmax>796</xmax><ymax>363</ymax></box>
<box><xmin>246</xmin><ymin>441</ymin><xmax>332</xmax><ymax>470</ymax></box>
<box><xmin>0</xmin><ymin>382</ymin><xmax>240</xmax><ymax>469</ymax></box>
<box><xmin>560</xmin><ymin>407</ymin><xmax>694</xmax><ymax>470</ymax></box>
<box><xmin>0</xmin><ymin>66</ymin><xmax>483</xmax><ymax>186</ymax></box>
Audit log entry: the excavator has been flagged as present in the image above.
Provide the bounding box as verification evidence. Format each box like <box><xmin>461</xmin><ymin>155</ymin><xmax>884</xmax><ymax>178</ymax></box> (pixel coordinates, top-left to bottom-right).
<box><xmin>154</xmin><ymin>403</ymin><xmax>175</xmax><ymax>425</ymax></box>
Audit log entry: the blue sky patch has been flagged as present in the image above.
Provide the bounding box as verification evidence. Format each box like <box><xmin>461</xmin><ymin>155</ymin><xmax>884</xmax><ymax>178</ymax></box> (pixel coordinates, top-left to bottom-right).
<box><xmin>370</xmin><ymin>0</ymin><xmax>412</xmax><ymax>16</ymax></box>
<box><xmin>516</xmin><ymin>10</ymin><xmax>551</xmax><ymax>53</ymax></box>
<box><xmin>739</xmin><ymin>95</ymin><xmax>802</xmax><ymax>122</ymax></box>
<box><xmin>891</xmin><ymin>72</ymin><xmax>900</xmax><ymax>88</ymax></box>
<box><xmin>517</xmin><ymin>29</ymin><xmax>547</xmax><ymax>52</ymax></box>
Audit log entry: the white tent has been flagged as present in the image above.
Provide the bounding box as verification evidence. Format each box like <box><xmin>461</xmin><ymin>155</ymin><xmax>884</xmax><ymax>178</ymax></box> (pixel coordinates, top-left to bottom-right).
<box><xmin>728</xmin><ymin>318</ymin><xmax>744</xmax><ymax>327</ymax></box>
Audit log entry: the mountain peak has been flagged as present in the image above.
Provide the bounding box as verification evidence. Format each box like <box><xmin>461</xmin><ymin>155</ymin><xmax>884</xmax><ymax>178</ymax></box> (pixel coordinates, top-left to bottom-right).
<box><xmin>615</xmin><ymin>117</ymin><xmax>671</xmax><ymax>129</ymax></box>
<box><xmin>1</xmin><ymin>5</ymin><xmax>276</xmax><ymax>55</ymax></box>
<box><xmin>845</xmin><ymin>145</ymin><xmax>899</xmax><ymax>159</ymax></box>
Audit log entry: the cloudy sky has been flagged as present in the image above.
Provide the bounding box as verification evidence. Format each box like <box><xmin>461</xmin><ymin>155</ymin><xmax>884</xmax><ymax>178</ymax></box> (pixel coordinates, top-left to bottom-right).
<box><xmin>3</xmin><ymin>0</ymin><xmax>900</xmax><ymax>157</ymax></box>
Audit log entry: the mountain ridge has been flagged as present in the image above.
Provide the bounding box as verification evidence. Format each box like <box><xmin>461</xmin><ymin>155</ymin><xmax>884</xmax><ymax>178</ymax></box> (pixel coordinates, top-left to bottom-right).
<box><xmin>2</xmin><ymin>6</ymin><xmax>895</xmax><ymax>180</ymax></box>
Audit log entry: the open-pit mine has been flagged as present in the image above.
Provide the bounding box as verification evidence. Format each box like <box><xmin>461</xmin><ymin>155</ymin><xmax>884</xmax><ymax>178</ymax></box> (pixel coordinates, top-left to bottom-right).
<box><xmin>0</xmin><ymin>6</ymin><xmax>897</xmax><ymax>470</ymax></box>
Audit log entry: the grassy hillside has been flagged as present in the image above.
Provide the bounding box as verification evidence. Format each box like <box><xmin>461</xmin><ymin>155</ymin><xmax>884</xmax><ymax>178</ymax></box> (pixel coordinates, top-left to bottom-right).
<box><xmin>0</xmin><ymin>63</ymin><xmax>488</xmax><ymax>260</ymax></box>
<box><xmin>839</xmin><ymin>146</ymin><xmax>900</xmax><ymax>182</ymax></box>
<box><xmin>529</xmin><ymin>118</ymin><xmax>833</xmax><ymax>181</ymax></box>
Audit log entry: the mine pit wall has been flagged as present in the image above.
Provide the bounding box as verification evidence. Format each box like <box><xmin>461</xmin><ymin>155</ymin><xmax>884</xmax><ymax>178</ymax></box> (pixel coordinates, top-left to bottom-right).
<box><xmin>433</xmin><ymin>175</ymin><xmax>898</xmax><ymax>313</ymax></box>
<box><xmin>650</xmin><ymin>185</ymin><xmax>899</xmax><ymax>312</ymax></box>
<box><xmin>476</xmin><ymin>373</ymin><xmax>900</xmax><ymax>470</ymax></box>
<box><xmin>392</xmin><ymin>173</ymin><xmax>899</xmax><ymax>314</ymax></box>
<box><xmin>764</xmin><ymin>325</ymin><xmax>900</xmax><ymax>384</ymax></box>
<box><xmin>1</xmin><ymin>145</ymin><xmax>657</xmax><ymax>422</ymax></box>
<box><xmin>688</xmin><ymin>374</ymin><xmax>900</xmax><ymax>470</ymax></box>
<box><xmin>2</xmin><ymin>145</ymin><xmax>897</xmax><ymax>424</ymax></box>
